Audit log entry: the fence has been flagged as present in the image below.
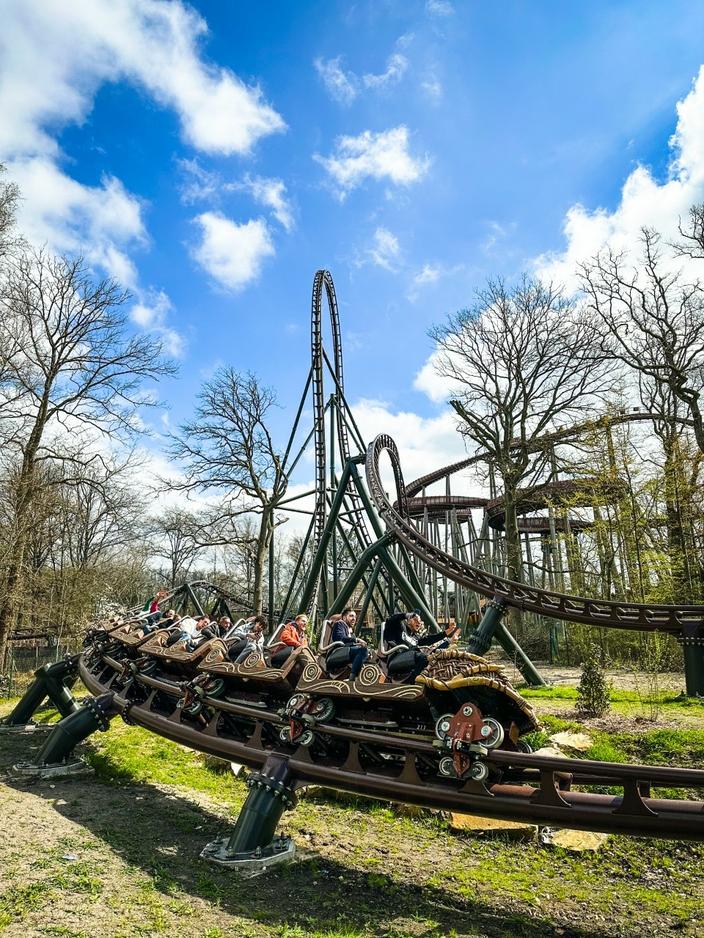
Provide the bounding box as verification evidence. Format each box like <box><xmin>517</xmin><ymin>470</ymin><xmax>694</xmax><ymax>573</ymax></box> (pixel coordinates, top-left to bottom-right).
<box><xmin>2</xmin><ymin>641</ymin><xmax>74</xmax><ymax>697</ymax></box>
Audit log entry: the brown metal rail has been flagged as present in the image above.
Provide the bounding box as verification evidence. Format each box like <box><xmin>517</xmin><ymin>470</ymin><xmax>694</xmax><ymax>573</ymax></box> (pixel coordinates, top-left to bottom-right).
<box><xmin>366</xmin><ymin>434</ymin><xmax>704</xmax><ymax>632</ymax></box>
<box><xmin>405</xmin><ymin>410</ymin><xmax>693</xmax><ymax>499</ymax></box>
<box><xmin>79</xmin><ymin>655</ymin><xmax>704</xmax><ymax>840</ymax></box>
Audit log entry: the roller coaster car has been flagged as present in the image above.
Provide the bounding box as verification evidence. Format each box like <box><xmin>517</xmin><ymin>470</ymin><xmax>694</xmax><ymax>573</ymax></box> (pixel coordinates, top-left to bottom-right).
<box><xmin>136</xmin><ymin>617</ymin><xmax>221</xmax><ymax>672</ymax></box>
<box><xmin>285</xmin><ymin>630</ymin><xmax>538</xmax><ymax>782</ymax></box>
<box><xmin>107</xmin><ymin>613</ymin><xmax>161</xmax><ymax>648</ymax></box>
<box><xmin>197</xmin><ymin>621</ymin><xmax>316</xmax><ymax>692</ymax></box>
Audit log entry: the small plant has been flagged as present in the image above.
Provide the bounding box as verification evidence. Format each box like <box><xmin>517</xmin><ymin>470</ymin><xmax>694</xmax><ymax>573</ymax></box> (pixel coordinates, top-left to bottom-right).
<box><xmin>576</xmin><ymin>644</ymin><xmax>611</xmax><ymax>717</ymax></box>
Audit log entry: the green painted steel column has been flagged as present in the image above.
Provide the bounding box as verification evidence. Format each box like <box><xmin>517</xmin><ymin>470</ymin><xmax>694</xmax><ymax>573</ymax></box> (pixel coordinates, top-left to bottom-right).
<box><xmin>225</xmin><ymin>756</ymin><xmax>295</xmax><ymax>855</ymax></box>
<box><xmin>467</xmin><ymin>598</ymin><xmax>507</xmax><ymax>656</ymax></box>
<box><xmin>680</xmin><ymin>627</ymin><xmax>704</xmax><ymax>697</ymax></box>
<box><xmin>298</xmin><ymin>462</ymin><xmax>353</xmax><ymax>614</ymax></box>
<box><xmin>34</xmin><ymin>694</ymin><xmax>115</xmax><ymax>765</ymax></box>
<box><xmin>3</xmin><ymin>656</ymin><xmax>80</xmax><ymax>726</ymax></box>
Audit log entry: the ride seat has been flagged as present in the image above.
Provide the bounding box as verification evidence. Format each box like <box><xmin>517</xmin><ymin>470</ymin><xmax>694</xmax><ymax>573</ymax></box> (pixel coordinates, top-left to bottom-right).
<box><xmin>265</xmin><ymin>621</ymin><xmax>289</xmax><ymax>656</ymax></box>
<box><xmin>222</xmin><ymin>618</ymin><xmax>248</xmax><ymax>643</ymax></box>
<box><xmin>376</xmin><ymin>623</ymin><xmax>407</xmax><ymax>661</ymax></box>
<box><xmin>317</xmin><ymin>620</ymin><xmax>345</xmax><ymax>655</ymax></box>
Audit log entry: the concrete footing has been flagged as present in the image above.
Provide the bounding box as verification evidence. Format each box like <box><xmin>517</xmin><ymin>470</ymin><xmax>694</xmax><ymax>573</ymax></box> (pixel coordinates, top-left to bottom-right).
<box><xmin>11</xmin><ymin>758</ymin><xmax>94</xmax><ymax>780</ymax></box>
<box><xmin>200</xmin><ymin>835</ymin><xmax>295</xmax><ymax>876</ymax></box>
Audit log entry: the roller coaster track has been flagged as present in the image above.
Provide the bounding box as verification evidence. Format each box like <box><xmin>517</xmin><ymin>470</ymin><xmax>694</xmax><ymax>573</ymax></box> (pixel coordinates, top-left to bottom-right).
<box><xmin>405</xmin><ymin>409</ymin><xmax>692</xmax><ymax>499</ymax></box>
<box><xmin>309</xmin><ymin>271</ymin><xmax>375</xmax><ymax>613</ymax></box>
<box><xmin>76</xmin><ymin>651</ymin><xmax>704</xmax><ymax>841</ymax></box>
<box><xmin>366</xmin><ymin>434</ymin><xmax>704</xmax><ymax>633</ymax></box>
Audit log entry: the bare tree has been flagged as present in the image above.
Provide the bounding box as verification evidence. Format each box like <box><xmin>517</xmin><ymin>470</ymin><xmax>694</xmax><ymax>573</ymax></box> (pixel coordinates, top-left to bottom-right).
<box><xmin>0</xmin><ymin>249</ymin><xmax>175</xmax><ymax>668</ymax></box>
<box><xmin>150</xmin><ymin>507</ymin><xmax>203</xmax><ymax>587</ymax></box>
<box><xmin>580</xmin><ymin>229</ymin><xmax>704</xmax><ymax>453</ymax></box>
<box><xmin>431</xmin><ymin>276</ymin><xmax>610</xmax><ymax>586</ymax></box>
<box><xmin>168</xmin><ymin>368</ymin><xmax>287</xmax><ymax>613</ymax></box>
<box><xmin>0</xmin><ymin>163</ymin><xmax>21</xmax><ymax>260</ymax></box>
<box><xmin>58</xmin><ymin>458</ymin><xmax>146</xmax><ymax>570</ymax></box>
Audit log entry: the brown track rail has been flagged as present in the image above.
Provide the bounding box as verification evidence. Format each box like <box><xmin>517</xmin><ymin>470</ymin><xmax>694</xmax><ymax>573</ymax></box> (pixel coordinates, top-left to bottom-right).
<box><xmin>79</xmin><ymin>655</ymin><xmax>704</xmax><ymax>840</ymax></box>
<box><xmin>366</xmin><ymin>434</ymin><xmax>704</xmax><ymax>633</ymax></box>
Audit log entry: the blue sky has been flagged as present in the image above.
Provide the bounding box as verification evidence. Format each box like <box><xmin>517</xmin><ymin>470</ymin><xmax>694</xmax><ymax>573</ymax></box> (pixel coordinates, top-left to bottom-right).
<box><xmin>3</xmin><ymin>0</ymin><xmax>704</xmax><ymax>485</ymax></box>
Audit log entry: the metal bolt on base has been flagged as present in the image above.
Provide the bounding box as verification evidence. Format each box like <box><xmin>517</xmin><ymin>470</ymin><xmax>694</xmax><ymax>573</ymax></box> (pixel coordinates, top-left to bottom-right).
<box><xmin>200</xmin><ymin>834</ymin><xmax>295</xmax><ymax>875</ymax></box>
<box><xmin>11</xmin><ymin>759</ymin><xmax>95</xmax><ymax>780</ymax></box>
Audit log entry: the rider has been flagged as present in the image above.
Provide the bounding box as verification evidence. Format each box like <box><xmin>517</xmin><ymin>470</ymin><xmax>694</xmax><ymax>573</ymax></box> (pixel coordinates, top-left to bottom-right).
<box><xmin>325</xmin><ymin>607</ymin><xmax>369</xmax><ymax>680</ymax></box>
<box><xmin>383</xmin><ymin>610</ymin><xmax>458</xmax><ymax>682</ymax></box>
<box><xmin>270</xmin><ymin>613</ymin><xmax>309</xmax><ymax>667</ymax></box>
<box><xmin>226</xmin><ymin>615</ymin><xmax>267</xmax><ymax>663</ymax></box>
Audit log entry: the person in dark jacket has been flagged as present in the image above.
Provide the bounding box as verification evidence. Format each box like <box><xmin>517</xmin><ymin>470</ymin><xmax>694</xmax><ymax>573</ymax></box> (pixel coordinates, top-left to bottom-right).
<box><xmin>383</xmin><ymin>610</ymin><xmax>458</xmax><ymax>682</ymax></box>
<box><xmin>325</xmin><ymin>608</ymin><xmax>369</xmax><ymax>679</ymax></box>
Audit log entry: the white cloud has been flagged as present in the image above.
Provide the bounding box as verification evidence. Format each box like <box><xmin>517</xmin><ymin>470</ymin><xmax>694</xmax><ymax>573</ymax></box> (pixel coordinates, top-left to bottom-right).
<box><xmin>352</xmin><ymin>397</ymin><xmax>468</xmax><ymax>485</ymax></box>
<box><xmin>362</xmin><ymin>53</ymin><xmax>409</xmax><ymax>90</ymax></box>
<box><xmin>8</xmin><ymin>156</ymin><xmax>144</xmax><ymax>287</ymax></box>
<box><xmin>178</xmin><ymin>162</ymin><xmax>295</xmax><ymax>232</ymax></box>
<box><xmin>406</xmin><ymin>261</ymin><xmax>465</xmax><ymax>302</ymax></box>
<box><xmin>536</xmin><ymin>65</ymin><xmax>704</xmax><ymax>289</ymax></box>
<box><xmin>0</xmin><ymin>0</ymin><xmax>284</xmax><ymax>161</ymax></box>
<box><xmin>315</xmin><ymin>46</ymin><xmax>409</xmax><ymax>104</ymax></box>
<box><xmin>315</xmin><ymin>126</ymin><xmax>430</xmax><ymax>197</ymax></box>
<box><xmin>421</xmin><ymin>72</ymin><xmax>443</xmax><ymax>103</ymax></box>
<box><xmin>413</xmin><ymin>263</ymin><xmax>442</xmax><ymax>286</ymax></box>
<box><xmin>482</xmin><ymin>220</ymin><xmax>517</xmax><ymax>255</ymax></box>
<box><xmin>426</xmin><ymin>0</ymin><xmax>454</xmax><ymax>15</ymax></box>
<box><xmin>239</xmin><ymin>175</ymin><xmax>295</xmax><ymax>232</ymax></box>
<box><xmin>192</xmin><ymin>212</ymin><xmax>275</xmax><ymax>292</ymax></box>
<box><xmin>177</xmin><ymin>157</ymin><xmax>218</xmax><ymax>204</ymax></box>
<box><xmin>0</xmin><ymin>0</ymin><xmax>284</xmax><ymax>355</ymax></box>
<box><xmin>413</xmin><ymin>349</ymin><xmax>449</xmax><ymax>403</ymax></box>
<box><xmin>131</xmin><ymin>290</ymin><xmax>184</xmax><ymax>357</ymax></box>
<box><xmin>314</xmin><ymin>56</ymin><xmax>359</xmax><ymax>105</ymax></box>
<box><xmin>367</xmin><ymin>227</ymin><xmax>402</xmax><ymax>271</ymax></box>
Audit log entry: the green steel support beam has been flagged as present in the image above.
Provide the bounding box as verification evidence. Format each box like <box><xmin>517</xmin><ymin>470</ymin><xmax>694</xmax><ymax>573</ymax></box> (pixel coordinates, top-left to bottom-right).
<box><xmin>297</xmin><ymin>461</ymin><xmax>354</xmax><ymax>615</ymax></box>
<box><xmin>681</xmin><ymin>630</ymin><xmax>704</xmax><ymax>697</ymax></box>
<box><xmin>325</xmin><ymin>537</ymin><xmax>389</xmax><ymax>616</ymax></box>
<box><xmin>201</xmin><ymin>754</ymin><xmax>297</xmax><ymax>869</ymax></box>
<box><xmin>357</xmin><ymin>556</ymin><xmax>383</xmax><ymax>626</ymax></box>
<box><xmin>467</xmin><ymin>598</ymin><xmax>507</xmax><ymax>656</ymax></box>
<box><xmin>3</xmin><ymin>656</ymin><xmax>81</xmax><ymax>726</ymax></box>
<box><xmin>34</xmin><ymin>694</ymin><xmax>115</xmax><ymax>765</ymax></box>
<box><xmin>495</xmin><ymin>622</ymin><xmax>547</xmax><ymax>687</ymax></box>
<box><xmin>347</xmin><ymin>461</ymin><xmax>438</xmax><ymax>628</ymax></box>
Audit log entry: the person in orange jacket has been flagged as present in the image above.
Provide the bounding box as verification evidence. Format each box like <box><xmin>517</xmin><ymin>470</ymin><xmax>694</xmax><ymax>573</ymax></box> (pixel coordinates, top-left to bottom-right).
<box><xmin>271</xmin><ymin>613</ymin><xmax>309</xmax><ymax>667</ymax></box>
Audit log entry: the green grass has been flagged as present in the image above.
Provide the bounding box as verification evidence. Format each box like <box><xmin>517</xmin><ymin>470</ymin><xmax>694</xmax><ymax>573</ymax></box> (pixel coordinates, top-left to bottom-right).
<box><xmin>85</xmin><ymin>723</ymin><xmax>246</xmax><ymax>810</ymax></box>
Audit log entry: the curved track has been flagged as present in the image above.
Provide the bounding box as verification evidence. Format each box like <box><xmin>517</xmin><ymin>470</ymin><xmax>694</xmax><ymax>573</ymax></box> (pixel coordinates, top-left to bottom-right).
<box><xmin>366</xmin><ymin>434</ymin><xmax>704</xmax><ymax>633</ymax></box>
<box><xmin>309</xmin><ymin>270</ymin><xmax>373</xmax><ymax>613</ymax></box>
<box><xmin>76</xmin><ymin>642</ymin><xmax>704</xmax><ymax>841</ymax></box>
<box><xmin>405</xmin><ymin>410</ymin><xmax>692</xmax><ymax>499</ymax></box>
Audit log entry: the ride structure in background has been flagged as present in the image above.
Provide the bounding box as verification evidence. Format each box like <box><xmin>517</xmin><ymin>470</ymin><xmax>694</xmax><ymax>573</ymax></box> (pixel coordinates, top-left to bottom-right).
<box><xmin>5</xmin><ymin>269</ymin><xmax>704</xmax><ymax>873</ymax></box>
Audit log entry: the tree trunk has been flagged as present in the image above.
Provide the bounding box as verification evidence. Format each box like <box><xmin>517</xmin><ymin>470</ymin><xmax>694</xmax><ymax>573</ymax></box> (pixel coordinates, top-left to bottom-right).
<box><xmin>0</xmin><ymin>464</ymin><xmax>36</xmax><ymax>671</ymax></box>
<box><xmin>662</xmin><ymin>436</ymin><xmax>691</xmax><ymax>602</ymax></box>
<box><xmin>252</xmin><ymin>507</ymin><xmax>272</xmax><ymax>615</ymax></box>
<box><xmin>502</xmin><ymin>481</ymin><xmax>525</xmax><ymax>640</ymax></box>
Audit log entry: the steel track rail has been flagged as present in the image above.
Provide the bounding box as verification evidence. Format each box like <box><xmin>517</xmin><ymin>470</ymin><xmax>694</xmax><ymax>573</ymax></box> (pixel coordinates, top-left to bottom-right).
<box><xmin>366</xmin><ymin>434</ymin><xmax>704</xmax><ymax>632</ymax></box>
<box><xmin>405</xmin><ymin>410</ymin><xmax>693</xmax><ymax>499</ymax></box>
<box><xmin>79</xmin><ymin>655</ymin><xmax>704</xmax><ymax>840</ymax></box>
<box><xmin>309</xmin><ymin>270</ymin><xmax>380</xmax><ymax>613</ymax></box>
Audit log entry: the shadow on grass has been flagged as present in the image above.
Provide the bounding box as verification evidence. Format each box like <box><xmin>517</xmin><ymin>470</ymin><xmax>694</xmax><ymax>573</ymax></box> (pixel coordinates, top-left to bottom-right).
<box><xmin>1</xmin><ymin>731</ymin><xmax>616</xmax><ymax>938</ymax></box>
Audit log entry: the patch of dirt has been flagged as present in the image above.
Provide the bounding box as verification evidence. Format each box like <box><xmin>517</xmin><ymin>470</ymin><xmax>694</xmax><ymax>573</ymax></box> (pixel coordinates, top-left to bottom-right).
<box><xmin>495</xmin><ymin>660</ymin><xmax>687</xmax><ymax>693</ymax></box>
<box><xmin>1</xmin><ymin>722</ymin><xmax>703</xmax><ymax>938</ymax></box>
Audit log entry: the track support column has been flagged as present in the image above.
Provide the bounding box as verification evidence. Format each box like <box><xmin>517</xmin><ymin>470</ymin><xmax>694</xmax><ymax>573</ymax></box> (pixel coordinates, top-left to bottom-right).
<box><xmin>201</xmin><ymin>754</ymin><xmax>297</xmax><ymax>873</ymax></box>
<box><xmin>680</xmin><ymin>626</ymin><xmax>704</xmax><ymax>697</ymax></box>
<box><xmin>2</xmin><ymin>655</ymin><xmax>80</xmax><ymax>729</ymax></box>
<box><xmin>468</xmin><ymin>598</ymin><xmax>506</xmax><ymax>656</ymax></box>
<box><xmin>12</xmin><ymin>693</ymin><xmax>115</xmax><ymax>779</ymax></box>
